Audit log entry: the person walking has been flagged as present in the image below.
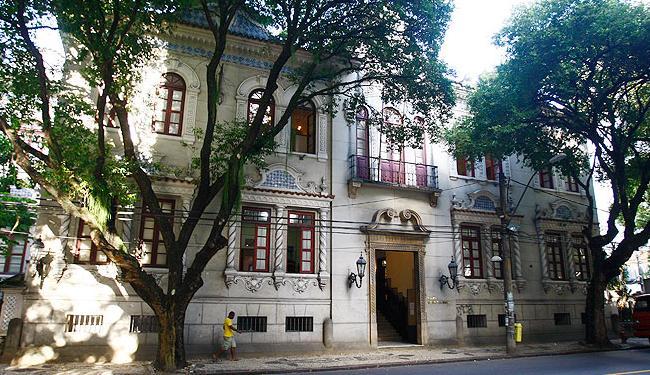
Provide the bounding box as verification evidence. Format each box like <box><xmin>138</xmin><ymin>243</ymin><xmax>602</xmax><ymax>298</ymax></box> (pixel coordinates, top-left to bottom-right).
<box><xmin>213</xmin><ymin>311</ymin><xmax>240</xmax><ymax>361</ymax></box>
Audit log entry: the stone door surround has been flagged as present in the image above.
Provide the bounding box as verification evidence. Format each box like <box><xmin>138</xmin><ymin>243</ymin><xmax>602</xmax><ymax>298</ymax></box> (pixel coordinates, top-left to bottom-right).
<box><xmin>361</xmin><ymin>209</ymin><xmax>429</xmax><ymax>346</ymax></box>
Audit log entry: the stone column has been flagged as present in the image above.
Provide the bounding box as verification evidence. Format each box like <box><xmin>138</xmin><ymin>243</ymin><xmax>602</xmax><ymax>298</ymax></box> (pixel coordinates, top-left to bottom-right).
<box><xmin>273</xmin><ymin>205</ymin><xmax>286</xmax><ymax>289</ymax></box>
<box><xmin>451</xmin><ymin>220</ymin><xmax>464</xmax><ymax>281</ymax></box>
<box><xmin>511</xmin><ymin>232</ymin><xmax>523</xmax><ymax>280</ymax></box>
<box><xmin>481</xmin><ymin>225</ymin><xmax>493</xmax><ymax>279</ymax></box>
<box><xmin>224</xmin><ymin>210</ymin><xmax>239</xmax><ymax>288</ymax></box>
<box><xmin>536</xmin><ymin>221</ymin><xmax>550</xmax><ymax>281</ymax></box>
<box><xmin>226</xmin><ymin>218</ymin><xmax>238</xmax><ymax>271</ymax></box>
<box><xmin>317</xmin><ymin>207</ymin><xmax>330</xmax><ymax>289</ymax></box>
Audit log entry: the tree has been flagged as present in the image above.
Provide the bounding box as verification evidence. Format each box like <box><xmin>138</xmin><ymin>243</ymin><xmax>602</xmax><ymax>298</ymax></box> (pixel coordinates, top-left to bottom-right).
<box><xmin>446</xmin><ymin>0</ymin><xmax>650</xmax><ymax>347</ymax></box>
<box><xmin>0</xmin><ymin>0</ymin><xmax>454</xmax><ymax>369</ymax></box>
<box><xmin>0</xmin><ymin>135</ymin><xmax>36</xmax><ymax>255</ymax></box>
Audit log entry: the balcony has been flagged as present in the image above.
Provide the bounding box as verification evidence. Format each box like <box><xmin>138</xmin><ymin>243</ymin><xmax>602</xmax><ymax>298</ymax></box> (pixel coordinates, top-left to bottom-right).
<box><xmin>348</xmin><ymin>155</ymin><xmax>442</xmax><ymax>207</ymax></box>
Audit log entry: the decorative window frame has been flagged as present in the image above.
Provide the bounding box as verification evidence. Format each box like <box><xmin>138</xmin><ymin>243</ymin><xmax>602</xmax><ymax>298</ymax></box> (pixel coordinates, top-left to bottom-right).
<box><xmin>224</xmin><ymin>187</ymin><xmax>332</xmax><ymax>293</ymax></box>
<box><xmin>110</xmin><ymin>58</ymin><xmax>200</xmax><ymax>143</ymax></box>
<box><xmin>235</xmin><ymin>76</ymin><xmax>328</xmax><ymax>161</ymax></box>
<box><xmin>531</xmin><ymin>168</ymin><xmax>586</xmax><ymax>196</ymax></box>
<box><xmin>450</xmin><ymin>190</ymin><xmax>525</xmax><ymax>295</ymax></box>
<box><xmin>534</xmin><ymin>199</ymin><xmax>591</xmax><ymax>295</ymax></box>
<box><xmin>449</xmin><ymin>155</ymin><xmax>511</xmax><ymax>183</ymax></box>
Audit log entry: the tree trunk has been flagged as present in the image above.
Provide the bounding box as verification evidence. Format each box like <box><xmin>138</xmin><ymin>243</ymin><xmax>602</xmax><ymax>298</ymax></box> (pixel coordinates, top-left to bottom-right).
<box><xmin>585</xmin><ymin>269</ymin><xmax>610</xmax><ymax>347</ymax></box>
<box><xmin>155</xmin><ymin>306</ymin><xmax>187</xmax><ymax>371</ymax></box>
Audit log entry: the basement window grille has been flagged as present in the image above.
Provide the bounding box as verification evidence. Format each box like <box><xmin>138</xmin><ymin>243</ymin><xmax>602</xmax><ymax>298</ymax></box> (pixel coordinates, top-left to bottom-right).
<box><xmin>237</xmin><ymin>316</ymin><xmax>267</xmax><ymax>332</ymax></box>
<box><xmin>65</xmin><ymin>314</ymin><xmax>103</xmax><ymax>333</ymax></box>
<box><xmin>497</xmin><ymin>314</ymin><xmax>518</xmax><ymax>327</ymax></box>
<box><xmin>285</xmin><ymin>316</ymin><xmax>313</xmax><ymax>332</ymax></box>
<box><xmin>467</xmin><ymin>314</ymin><xmax>487</xmax><ymax>328</ymax></box>
<box><xmin>130</xmin><ymin>315</ymin><xmax>159</xmax><ymax>333</ymax></box>
<box><xmin>554</xmin><ymin>313</ymin><xmax>571</xmax><ymax>326</ymax></box>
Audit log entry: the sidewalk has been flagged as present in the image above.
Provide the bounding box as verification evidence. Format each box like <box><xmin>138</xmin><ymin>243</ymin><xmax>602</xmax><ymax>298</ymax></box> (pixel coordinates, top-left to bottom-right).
<box><xmin>1</xmin><ymin>338</ymin><xmax>648</xmax><ymax>374</ymax></box>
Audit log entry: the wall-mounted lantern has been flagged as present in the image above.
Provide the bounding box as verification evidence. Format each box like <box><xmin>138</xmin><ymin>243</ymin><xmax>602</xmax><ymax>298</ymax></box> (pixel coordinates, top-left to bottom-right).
<box><xmin>439</xmin><ymin>257</ymin><xmax>459</xmax><ymax>290</ymax></box>
<box><xmin>348</xmin><ymin>253</ymin><xmax>367</xmax><ymax>288</ymax></box>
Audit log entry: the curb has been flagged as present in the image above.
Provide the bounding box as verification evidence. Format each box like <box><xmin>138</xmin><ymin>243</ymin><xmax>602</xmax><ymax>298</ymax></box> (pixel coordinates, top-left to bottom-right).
<box><xmin>191</xmin><ymin>344</ymin><xmax>650</xmax><ymax>374</ymax></box>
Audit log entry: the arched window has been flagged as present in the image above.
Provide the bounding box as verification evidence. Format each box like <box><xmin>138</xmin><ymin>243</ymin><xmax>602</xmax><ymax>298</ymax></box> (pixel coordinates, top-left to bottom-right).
<box><xmin>247</xmin><ymin>89</ymin><xmax>275</xmax><ymax>128</ymax></box>
<box><xmin>355</xmin><ymin>106</ymin><xmax>370</xmax><ymax>179</ymax></box>
<box><xmin>355</xmin><ymin>106</ymin><xmax>369</xmax><ymax>157</ymax></box>
<box><xmin>380</xmin><ymin>107</ymin><xmax>404</xmax><ymax>183</ymax></box>
<box><xmin>291</xmin><ymin>100</ymin><xmax>316</xmax><ymax>154</ymax></box>
<box><xmin>153</xmin><ymin>73</ymin><xmax>185</xmax><ymax>136</ymax></box>
<box><xmin>413</xmin><ymin>116</ymin><xmax>428</xmax><ymax>186</ymax></box>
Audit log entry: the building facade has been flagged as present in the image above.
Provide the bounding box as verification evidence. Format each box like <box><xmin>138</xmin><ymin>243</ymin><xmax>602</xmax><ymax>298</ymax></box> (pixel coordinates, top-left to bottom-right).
<box><xmin>1</xmin><ymin>11</ymin><xmax>597</xmax><ymax>364</ymax></box>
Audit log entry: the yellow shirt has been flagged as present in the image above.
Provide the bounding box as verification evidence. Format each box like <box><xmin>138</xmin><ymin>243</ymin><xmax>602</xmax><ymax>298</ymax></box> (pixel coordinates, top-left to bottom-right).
<box><xmin>223</xmin><ymin>317</ymin><xmax>234</xmax><ymax>337</ymax></box>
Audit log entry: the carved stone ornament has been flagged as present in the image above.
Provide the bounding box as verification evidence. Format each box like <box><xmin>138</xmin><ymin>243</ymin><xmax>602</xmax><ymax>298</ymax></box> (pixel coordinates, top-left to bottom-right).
<box><xmin>457</xmin><ymin>280</ymin><xmax>487</xmax><ymax>295</ymax></box>
<box><xmin>276</xmin><ymin>277</ymin><xmax>320</xmax><ymax>293</ymax></box>
<box><xmin>452</xmin><ymin>190</ymin><xmax>499</xmax><ymax>212</ymax></box>
<box><xmin>225</xmin><ymin>273</ymin><xmax>274</xmax><ymax>292</ymax></box>
<box><xmin>226</xmin><ymin>271</ymin><xmax>322</xmax><ymax>294</ymax></box>
<box><xmin>245</xmin><ymin>163</ymin><xmax>328</xmax><ymax>195</ymax></box>
<box><xmin>361</xmin><ymin>208</ymin><xmax>431</xmax><ymax>236</ymax></box>
<box><xmin>542</xmin><ymin>280</ymin><xmax>573</xmax><ymax>295</ymax></box>
<box><xmin>456</xmin><ymin>304</ymin><xmax>474</xmax><ymax>316</ymax></box>
<box><xmin>487</xmin><ymin>280</ymin><xmax>505</xmax><ymax>294</ymax></box>
<box><xmin>535</xmin><ymin>199</ymin><xmax>585</xmax><ymax>222</ymax></box>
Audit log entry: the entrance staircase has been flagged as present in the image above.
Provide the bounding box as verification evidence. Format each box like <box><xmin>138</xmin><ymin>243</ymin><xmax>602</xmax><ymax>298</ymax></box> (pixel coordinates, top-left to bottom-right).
<box><xmin>377</xmin><ymin>310</ymin><xmax>403</xmax><ymax>342</ymax></box>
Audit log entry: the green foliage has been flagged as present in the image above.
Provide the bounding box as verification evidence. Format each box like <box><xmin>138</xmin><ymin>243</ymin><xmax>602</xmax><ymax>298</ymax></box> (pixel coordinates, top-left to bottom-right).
<box><xmin>447</xmin><ymin>0</ymin><xmax>649</xmax><ymax>178</ymax></box>
<box><xmin>0</xmin><ymin>135</ymin><xmax>36</xmax><ymax>255</ymax></box>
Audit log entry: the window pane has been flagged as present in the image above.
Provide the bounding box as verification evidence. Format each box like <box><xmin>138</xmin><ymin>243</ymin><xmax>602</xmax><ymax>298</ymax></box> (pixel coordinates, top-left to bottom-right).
<box><xmin>168</xmin><ymin>123</ymin><xmax>179</xmax><ymax>135</ymax></box>
<box><xmin>171</xmin><ymin>100</ymin><xmax>182</xmax><ymax>111</ymax></box>
<box><xmin>154</xmin><ymin>121</ymin><xmax>165</xmax><ymax>132</ymax></box>
<box><xmin>257</xmin><ymin>249</ymin><xmax>266</xmax><ymax>260</ymax></box>
<box><xmin>172</xmin><ymin>90</ymin><xmax>183</xmax><ymax>101</ymax></box>
<box><xmin>156</xmin><ymin>254</ymin><xmax>166</xmax><ymax>265</ymax></box>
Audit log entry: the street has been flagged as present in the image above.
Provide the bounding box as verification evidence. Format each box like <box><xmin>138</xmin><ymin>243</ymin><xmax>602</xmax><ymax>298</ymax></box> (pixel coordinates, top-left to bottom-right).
<box><xmin>319</xmin><ymin>348</ymin><xmax>650</xmax><ymax>375</ymax></box>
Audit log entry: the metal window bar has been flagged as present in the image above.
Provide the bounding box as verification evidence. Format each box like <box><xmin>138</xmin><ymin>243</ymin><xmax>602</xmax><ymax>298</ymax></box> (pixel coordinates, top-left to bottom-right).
<box><xmin>285</xmin><ymin>316</ymin><xmax>313</xmax><ymax>332</ymax></box>
<box><xmin>348</xmin><ymin>154</ymin><xmax>439</xmax><ymax>189</ymax></box>
<box><xmin>466</xmin><ymin>314</ymin><xmax>487</xmax><ymax>328</ymax></box>
<box><xmin>130</xmin><ymin>315</ymin><xmax>159</xmax><ymax>333</ymax></box>
<box><xmin>554</xmin><ymin>313</ymin><xmax>571</xmax><ymax>326</ymax></box>
<box><xmin>238</xmin><ymin>316</ymin><xmax>267</xmax><ymax>332</ymax></box>
<box><xmin>66</xmin><ymin>314</ymin><xmax>103</xmax><ymax>333</ymax></box>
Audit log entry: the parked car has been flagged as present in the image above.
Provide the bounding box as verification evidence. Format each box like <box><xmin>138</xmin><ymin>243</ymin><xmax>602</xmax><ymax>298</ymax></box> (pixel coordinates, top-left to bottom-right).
<box><xmin>633</xmin><ymin>294</ymin><xmax>650</xmax><ymax>343</ymax></box>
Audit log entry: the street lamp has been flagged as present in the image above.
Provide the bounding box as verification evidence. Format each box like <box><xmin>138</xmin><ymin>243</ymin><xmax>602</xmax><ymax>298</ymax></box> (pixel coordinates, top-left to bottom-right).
<box><xmin>498</xmin><ymin>153</ymin><xmax>567</xmax><ymax>354</ymax></box>
<box><xmin>439</xmin><ymin>257</ymin><xmax>459</xmax><ymax>290</ymax></box>
<box><xmin>348</xmin><ymin>253</ymin><xmax>367</xmax><ymax>288</ymax></box>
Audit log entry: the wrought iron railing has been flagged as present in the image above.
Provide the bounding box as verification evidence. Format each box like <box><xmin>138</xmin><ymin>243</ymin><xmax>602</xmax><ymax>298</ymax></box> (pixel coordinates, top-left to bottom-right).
<box><xmin>349</xmin><ymin>154</ymin><xmax>439</xmax><ymax>190</ymax></box>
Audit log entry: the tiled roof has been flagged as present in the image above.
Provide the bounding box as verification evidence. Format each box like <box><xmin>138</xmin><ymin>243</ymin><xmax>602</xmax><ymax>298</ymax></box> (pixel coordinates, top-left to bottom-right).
<box><xmin>179</xmin><ymin>9</ymin><xmax>275</xmax><ymax>42</ymax></box>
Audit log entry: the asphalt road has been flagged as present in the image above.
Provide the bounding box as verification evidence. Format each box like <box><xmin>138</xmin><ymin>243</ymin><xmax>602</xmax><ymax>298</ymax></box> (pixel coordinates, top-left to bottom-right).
<box><xmin>315</xmin><ymin>348</ymin><xmax>650</xmax><ymax>375</ymax></box>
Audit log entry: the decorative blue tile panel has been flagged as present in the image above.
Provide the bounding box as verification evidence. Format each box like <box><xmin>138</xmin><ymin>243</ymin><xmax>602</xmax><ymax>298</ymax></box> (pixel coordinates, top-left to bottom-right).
<box><xmin>180</xmin><ymin>10</ymin><xmax>275</xmax><ymax>42</ymax></box>
<box><xmin>259</xmin><ymin>170</ymin><xmax>300</xmax><ymax>190</ymax></box>
<box><xmin>166</xmin><ymin>43</ymin><xmax>294</xmax><ymax>74</ymax></box>
<box><xmin>474</xmin><ymin>196</ymin><xmax>496</xmax><ymax>211</ymax></box>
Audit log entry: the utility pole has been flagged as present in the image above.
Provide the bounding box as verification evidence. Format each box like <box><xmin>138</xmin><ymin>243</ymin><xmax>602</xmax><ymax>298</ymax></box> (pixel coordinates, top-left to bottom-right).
<box><xmin>498</xmin><ymin>165</ymin><xmax>517</xmax><ymax>354</ymax></box>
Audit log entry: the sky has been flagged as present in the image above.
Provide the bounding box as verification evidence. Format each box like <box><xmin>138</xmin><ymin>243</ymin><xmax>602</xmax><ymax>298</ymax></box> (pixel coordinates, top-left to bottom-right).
<box><xmin>440</xmin><ymin>0</ymin><xmax>534</xmax><ymax>83</ymax></box>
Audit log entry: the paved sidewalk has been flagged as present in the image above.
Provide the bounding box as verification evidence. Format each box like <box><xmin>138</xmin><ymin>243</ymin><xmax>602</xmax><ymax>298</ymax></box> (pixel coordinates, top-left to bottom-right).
<box><xmin>1</xmin><ymin>338</ymin><xmax>648</xmax><ymax>374</ymax></box>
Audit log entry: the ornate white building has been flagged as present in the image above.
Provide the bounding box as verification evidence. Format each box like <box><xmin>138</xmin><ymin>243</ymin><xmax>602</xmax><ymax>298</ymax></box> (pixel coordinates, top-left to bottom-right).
<box><xmin>0</xmin><ymin>10</ymin><xmax>597</xmax><ymax>364</ymax></box>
